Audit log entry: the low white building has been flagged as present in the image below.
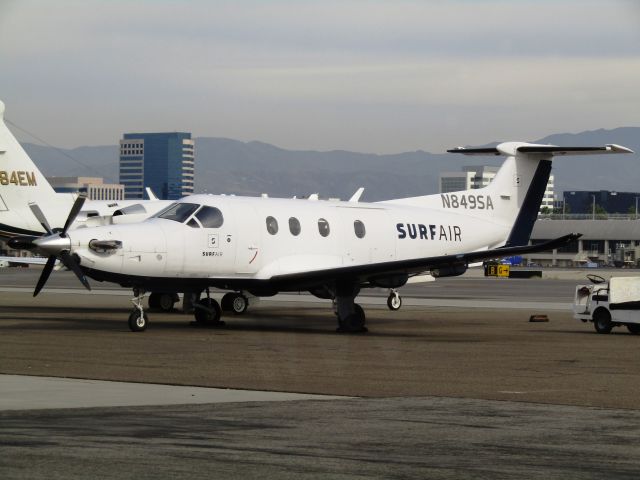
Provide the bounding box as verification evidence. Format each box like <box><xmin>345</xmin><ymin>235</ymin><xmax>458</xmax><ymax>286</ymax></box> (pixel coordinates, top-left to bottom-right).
<box><xmin>47</xmin><ymin>176</ymin><xmax>124</xmax><ymax>201</ymax></box>
<box><xmin>526</xmin><ymin>218</ymin><xmax>640</xmax><ymax>267</ymax></box>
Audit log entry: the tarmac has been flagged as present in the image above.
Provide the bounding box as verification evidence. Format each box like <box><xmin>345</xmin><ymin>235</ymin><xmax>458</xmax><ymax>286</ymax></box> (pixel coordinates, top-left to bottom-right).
<box><xmin>1</xmin><ymin>269</ymin><xmax>640</xmax><ymax>478</ymax></box>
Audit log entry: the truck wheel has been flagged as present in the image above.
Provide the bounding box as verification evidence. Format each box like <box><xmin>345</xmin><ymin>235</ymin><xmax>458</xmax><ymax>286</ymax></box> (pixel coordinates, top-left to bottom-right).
<box><xmin>593</xmin><ymin>309</ymin><xmax>613</xmax><ymax>334</ymax></box>
<box><xmin>626</xmin><ymin>324</ymin><xmax>640</xmax><ymax>335</ymax></box>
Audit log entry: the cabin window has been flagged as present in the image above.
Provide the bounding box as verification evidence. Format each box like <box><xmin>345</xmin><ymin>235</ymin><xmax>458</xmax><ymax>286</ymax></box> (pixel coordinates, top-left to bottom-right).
<box><xmin>289</xmin><ymin>217</ymin><xmax>301</xmax><ymax>236</ymax></box>
<box><xmin>156</xmin><ymin>202</ymin><xmax>199</xmax><ymax>223</ymax></box>
<box><xmin>354</xmin><ymin>220</ymin><xmax>366</xmax><ymax>238</ymax></box>
<box><xmin>266</xmin><ymin>216</ymin><xmax>279</xmax><ymax>235</ymax></box>
<box><xmin>195</xmin><ymin>206</ymin><xmax>224</xmax><ymax>228</ymax></box>
<box><xmin>318</xmin><ymin>218</ymin><xmax>330</xmax><ymax>237</ymax></box>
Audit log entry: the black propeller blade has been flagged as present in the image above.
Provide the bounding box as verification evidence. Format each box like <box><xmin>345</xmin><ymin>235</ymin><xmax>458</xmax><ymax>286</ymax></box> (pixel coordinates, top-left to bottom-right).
<box><xmin>34</xmin><ymin>255</ymin><xmax>57</xmax><ymax>297</ymax></box>
<box><xmin>60</xmin><ymin>251</ymin><xmax>91</xmax><ymax>292</ymax></box>
<box><xmin>62</xmin><ymin>194</ymin><xmax>87</xmax><ymax>236</ymax></box>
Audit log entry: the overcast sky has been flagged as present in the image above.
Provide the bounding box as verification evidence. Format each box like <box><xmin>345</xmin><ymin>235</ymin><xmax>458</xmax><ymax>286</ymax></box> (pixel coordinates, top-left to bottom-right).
<box><xmin>1</xmin><ymin>0</ymin><xmax>639</xmax><ymax>153</ymax></box>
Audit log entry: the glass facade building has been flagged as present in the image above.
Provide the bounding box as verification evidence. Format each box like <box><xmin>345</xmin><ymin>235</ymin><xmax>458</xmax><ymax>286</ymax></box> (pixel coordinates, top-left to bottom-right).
<box><xmin>119</xmin><ymin>132</ymin><xmax>195</xmax><ymax>200</ymax></box>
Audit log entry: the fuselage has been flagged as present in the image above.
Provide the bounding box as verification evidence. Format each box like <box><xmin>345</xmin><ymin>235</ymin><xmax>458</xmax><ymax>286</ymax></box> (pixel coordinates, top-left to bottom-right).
<box><xmin>68</xmin><ymin>193</ymin><xmax>510</xmax><ymax>289</ymax></box>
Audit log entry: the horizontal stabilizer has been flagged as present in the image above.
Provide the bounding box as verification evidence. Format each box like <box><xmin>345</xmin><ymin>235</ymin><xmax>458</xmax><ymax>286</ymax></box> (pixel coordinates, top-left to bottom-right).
<box><xmin>448</xmin><ymin>142</ymin><xmax>633</xmax><ymax>156</ymax></box>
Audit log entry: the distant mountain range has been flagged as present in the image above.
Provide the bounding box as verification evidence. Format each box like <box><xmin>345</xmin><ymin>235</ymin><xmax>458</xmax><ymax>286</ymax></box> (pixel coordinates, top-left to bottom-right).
<box><xmin>22</xmin><ymin>127</ymin><xmax>640</xmax><ymax>202</ymax></box>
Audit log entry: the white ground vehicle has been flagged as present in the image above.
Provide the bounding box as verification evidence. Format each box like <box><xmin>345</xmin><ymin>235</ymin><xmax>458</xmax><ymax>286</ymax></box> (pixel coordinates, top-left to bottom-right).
<box><xmin>574</xmin><ymin>275</ymin><xmax>640</xmax><ymax>334</ymax></box>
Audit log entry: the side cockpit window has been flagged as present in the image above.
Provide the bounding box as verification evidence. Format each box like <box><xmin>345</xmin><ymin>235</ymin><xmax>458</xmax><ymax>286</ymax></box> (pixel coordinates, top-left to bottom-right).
<box><xmin>155</xmin><ymin>203</ymin><xmax>199</xmax><ymax>223</ymax></box>
<box><xmin>195</xmin><ymin>206</ymin><xmax>224</xmax><ymax>228</ymax></box>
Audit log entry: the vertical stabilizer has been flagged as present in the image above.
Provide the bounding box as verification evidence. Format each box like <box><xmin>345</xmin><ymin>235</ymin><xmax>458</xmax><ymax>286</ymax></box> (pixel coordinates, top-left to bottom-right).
<box><xmin>0</xmin><ymin>100</ymin><xmax>75</xmax><ymax>237</ymax></box>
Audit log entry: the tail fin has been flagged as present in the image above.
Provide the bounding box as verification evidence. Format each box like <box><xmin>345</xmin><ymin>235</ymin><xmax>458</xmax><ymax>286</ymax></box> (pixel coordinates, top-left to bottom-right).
<box><xmin>0</xmin><ymin>100</ymin><xmax>74</xmax><ymax>237</ymax></box>
<box><xmin>384</xmin><ymin>141</ymin><xmax>633</xmax><ymax>247</ymax></box>
<box><xmin>450</xmin><ymin>142</ymin><xmax>633</xmax><ymax>246</ymax></box>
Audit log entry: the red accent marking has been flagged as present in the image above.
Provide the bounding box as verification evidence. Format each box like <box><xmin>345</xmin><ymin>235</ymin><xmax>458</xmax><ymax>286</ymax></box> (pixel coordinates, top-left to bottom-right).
<box><xmin>249</xmin><ymin>250</ymin><xmax>258</xmax><ymax>264</ymax></box>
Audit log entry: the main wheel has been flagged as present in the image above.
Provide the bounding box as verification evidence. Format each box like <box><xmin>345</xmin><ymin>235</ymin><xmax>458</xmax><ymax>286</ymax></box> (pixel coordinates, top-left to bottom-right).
<box><xmin>221</xmin><ymin>293</ymin><xmax>234</xmax><ymax>311</ymax></box>
<box><xmin>128</xmin><ymin>309</ymin><xmax>148</xmax><ymax>332</ymax></box>
<box><xmin>626</xmin><ymin>324</ymin><xmax>640</xmax><ymax>335</ymax></box>
<box><xmin>231</xmin><ymin>294</ymin><xmax>249</xmax><ymax>315</ymax></box>
<box><xmin>158</xmin><ymin>293</ymin><xmax>177</xmax><ymax>312</ymax></box>
<box><xmin>338</xmin><ymin>304</ymin><xmax>367</xmax><ymax>333</ymax></box>
<box><xmin>194</xmin><ymin>298</ymin><xmax>223</xmax><ymax>325</ymax></box>
<box><xmin>593</xmin><ymin>309</ymin><xmax>613</xmax><ymax>334</ymax></box>
<box><xmin>148</xmin><ymin>292</ymin><xmax>160</xmax><ymax>310</ymax></box>
<box><xmin>387</xmin><ymin>293</ymin><xmax>402</xmax><ymax>311</ymax></box>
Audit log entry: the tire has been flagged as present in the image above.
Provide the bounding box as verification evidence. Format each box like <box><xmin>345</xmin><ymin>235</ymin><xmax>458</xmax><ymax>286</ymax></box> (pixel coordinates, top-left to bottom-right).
<box><xmin>231</xmin><ymin>294</ymin><xmax>249</xmax><ymax>315</ymax></box>
<box><xmin>221</xmin><ymin>293</ymin><xmax>234</xmax><ymax>312</ymax></box>
<box><xmin>338</xmin><ymin>304</ymin><xmax>367</xmax><ymax>333</ymax></box>
<box><xmin>148</xmin><ymin>293</ymin><xmax>160</xmax><ymax>310</ymax></box>
<box><xmin>626</xmin><ymin>324</ymin><xmax>640</xmax><ymax>335</ymax></box>
<box><xmin>194</xmin><ymin>298</ymin><xmax>222</xmax><ymax>325</ymax></box>
<box><xmin>128</xmin><ymin>309</ymin><xmax>148</xmax><ymax>332</ymax></box>
<box><xmin>593</xmin><ymin>309</ymin><xmax>613</xmax><ymax>334</ymax></box>
<box><xmin>387</xmin><ymin>293</ymin><xmax>402</xmax><ymax>311</ymax></box>
<box><xmin>158</xmin><ymin>293</ymin><xmax>176</xmax><ymax>312</ymax></box>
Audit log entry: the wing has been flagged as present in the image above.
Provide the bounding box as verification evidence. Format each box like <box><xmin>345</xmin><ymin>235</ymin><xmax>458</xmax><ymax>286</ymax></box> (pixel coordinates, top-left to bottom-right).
<box><xmin>269</xmin><ymin>233</ymin><xmax>580</xmax><ymax>288</ymax></box>
<box><xmin>0</xmin><ymin>255</ymin><xmax>52</xmax><ymax>266</ymax></box>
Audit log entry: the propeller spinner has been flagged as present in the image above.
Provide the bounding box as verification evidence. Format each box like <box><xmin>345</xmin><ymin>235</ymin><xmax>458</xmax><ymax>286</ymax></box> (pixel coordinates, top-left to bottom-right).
<box><xmin>8</xmin><ymin>195</ymin><xmax>91</xmax><ymax>296</ymax></box>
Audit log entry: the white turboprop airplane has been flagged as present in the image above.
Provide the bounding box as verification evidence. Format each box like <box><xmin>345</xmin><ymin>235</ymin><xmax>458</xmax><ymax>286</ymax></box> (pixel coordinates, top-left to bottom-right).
<box><xmin>7</xmin><ymin>137</ymin><xmax>632</xmax><ymax>332</ymax></box>
<box><xmin>0</xmin><ymin>100</ymin><xmax>171</xmax><ymax>239</ymax></box>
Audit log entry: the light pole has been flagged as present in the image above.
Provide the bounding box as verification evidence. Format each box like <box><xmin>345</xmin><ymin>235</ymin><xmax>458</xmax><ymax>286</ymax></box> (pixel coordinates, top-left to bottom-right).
<box><xmin>591</xmin><ymin>194</ymin><xmax>596</xmax><ymax>220</ymax></box>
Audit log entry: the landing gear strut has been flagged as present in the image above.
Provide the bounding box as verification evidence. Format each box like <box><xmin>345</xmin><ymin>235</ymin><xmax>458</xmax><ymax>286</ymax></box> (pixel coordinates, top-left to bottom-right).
<box><xmin>193</xmin><ymin>289</ymin><xmax>224</xmax><ymax>327</ymax></box>
<box><xmin>335</xmin><ymin>282</ymin><xmax>367</xmax><ymax>333</ymax></box>
<box><xmin>128</xmin><ymin>287</ymin><xmax>148</xmax><ymax>332</ymax></box>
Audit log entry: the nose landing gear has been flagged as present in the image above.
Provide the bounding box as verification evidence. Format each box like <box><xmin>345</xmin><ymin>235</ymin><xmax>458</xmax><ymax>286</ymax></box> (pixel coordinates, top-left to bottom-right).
<box><xmin>128</xmin><ymin>287</ymin><xmax>148</xmax><ymax>332</ymax></box>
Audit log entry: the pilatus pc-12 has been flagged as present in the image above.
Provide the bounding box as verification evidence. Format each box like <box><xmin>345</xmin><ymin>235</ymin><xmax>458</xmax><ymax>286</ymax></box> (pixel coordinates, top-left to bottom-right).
<box><xmin>8</xmin><ymin>139</ymin><xmax>632</xmax><ymax>332</ymax></box>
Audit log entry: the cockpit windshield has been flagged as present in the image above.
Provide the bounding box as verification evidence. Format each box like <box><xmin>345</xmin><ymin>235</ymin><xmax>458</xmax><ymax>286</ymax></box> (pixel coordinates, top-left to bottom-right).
<box><xmin>154</xmin><ymin>203</ymin><xmax>200</xmax><ymax>223</ymax></box>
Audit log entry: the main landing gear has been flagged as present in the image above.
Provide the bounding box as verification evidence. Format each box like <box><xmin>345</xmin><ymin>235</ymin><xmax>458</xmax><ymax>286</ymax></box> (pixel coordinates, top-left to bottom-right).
<box><xmin>148</xmin><ymin>292</ymin><xmax>179</xmax><ymax>312</ymax></box>
<box><xmin>335</xmin><ymin>282</ymin><xmax>367</xmax><ymax>333</ymax></box>
<box><xmin>192</xmin><ymin>289</ymin><xmax>225</xmax><ymax>327</ymax></box>
<box><xmin>221</xmin><ymin>292</ymin><xmax>249</xmax><ymax>315</ymax></box>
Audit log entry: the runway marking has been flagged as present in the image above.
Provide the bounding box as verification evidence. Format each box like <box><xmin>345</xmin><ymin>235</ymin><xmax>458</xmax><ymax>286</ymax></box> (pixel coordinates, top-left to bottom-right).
<box><xmin>0</xmin><ymin>374</ymin><xmax>352</xmax><ymax>411</ymax></box>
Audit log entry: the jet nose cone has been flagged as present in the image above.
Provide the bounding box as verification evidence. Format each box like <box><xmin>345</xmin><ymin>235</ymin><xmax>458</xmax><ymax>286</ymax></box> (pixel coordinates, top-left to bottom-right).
<box><xmin>8</xmin><ymin>236</ymin><xmax>39</xmax><ymax>250</ymax></box>
<box><xmin>33</xmin><ymin>234</ymin><xmax>71</xmax><ymax>255</ymax></box>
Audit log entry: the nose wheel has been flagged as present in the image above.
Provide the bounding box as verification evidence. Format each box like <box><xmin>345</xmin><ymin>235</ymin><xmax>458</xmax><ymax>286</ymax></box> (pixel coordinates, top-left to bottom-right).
<box><xmin>387</xmin><ymin>289</ymin><xmax>402</xmax><ymax>311</ymax></box>
<box><xmin>129</xmin><ymin>288</ymin><xmax>148</xmax><ymax>332</ymax></box>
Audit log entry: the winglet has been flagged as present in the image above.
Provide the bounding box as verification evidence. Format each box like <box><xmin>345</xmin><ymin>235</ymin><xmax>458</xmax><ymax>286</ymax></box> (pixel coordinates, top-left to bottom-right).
<box><xmin>145</xmin><ymin>187</ymin><xmax>159</xmax><ymax>201</ymax></box>
<box><xmin>349</xmin><ymin>187</ymin><xmax>364</xmax><ymax>203</ymax></box>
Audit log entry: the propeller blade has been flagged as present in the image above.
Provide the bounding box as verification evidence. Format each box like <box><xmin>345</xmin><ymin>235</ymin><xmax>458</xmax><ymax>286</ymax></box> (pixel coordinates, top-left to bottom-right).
<box><xmin>61</xmin><ymin>194</ymin><xmax>87</xmax><ymax>237</ymax></box>
<box><xmin>60</xmin><ymin>251</ymin><xmax>91</xmax><ymax>291</ymax></box>
<box><xmin>28</xmin><ymin>203</ymin><xmax>53</xmax><ymax>235</ymax></box>
<box><xmin>33</xmin><ymin>255</ymin><xmax>57</xmax><ymax>297</ymax></box>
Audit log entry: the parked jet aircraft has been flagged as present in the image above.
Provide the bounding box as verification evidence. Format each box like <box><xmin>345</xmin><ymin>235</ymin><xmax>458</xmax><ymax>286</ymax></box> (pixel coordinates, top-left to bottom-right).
<box><xmin>0</xmin><ymin>99</ymin><xmax>171</xmax><ymax>239</ymax></box>
<box><xmin>7</xmin><ymin>138</ymin><xmax>632</xmax><ymax>332</ymax></box>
